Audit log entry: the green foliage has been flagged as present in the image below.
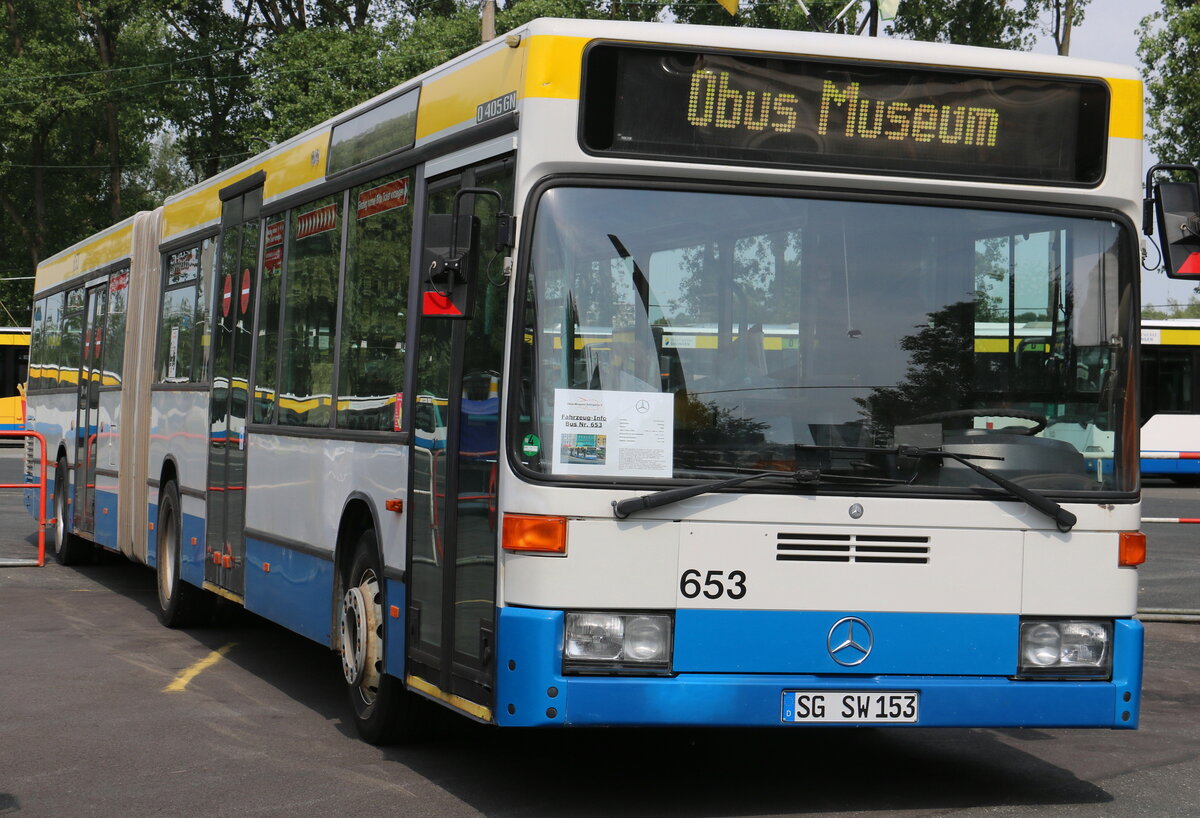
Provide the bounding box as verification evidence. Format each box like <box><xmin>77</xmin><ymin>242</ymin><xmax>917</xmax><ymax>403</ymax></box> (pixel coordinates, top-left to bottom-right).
<box><xmin>1139</xmin><ymin>1</ymin><xmax>1200</xmax><ymax>167</ymax></box>
<box><xmin>1143</xmin><ymin>295</ymin><xmax>1200</xmax><ymax>320</ymax></box>
<box><xmin>888</xmin><ymin>0</ymin><xmax>1040</xmax><ymax>49</ymax></box>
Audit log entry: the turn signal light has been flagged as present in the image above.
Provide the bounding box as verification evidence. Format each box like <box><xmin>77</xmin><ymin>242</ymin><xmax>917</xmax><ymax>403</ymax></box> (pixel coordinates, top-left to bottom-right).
<box><xmin>1119</xmin><ymin>531</ymin><xmax>1146</xmax><ymax>566</ymax></box>
<box><xmin>502</xmin><ymin>513</ymin><xmax>567</xmax><ymax>554</ymax></box>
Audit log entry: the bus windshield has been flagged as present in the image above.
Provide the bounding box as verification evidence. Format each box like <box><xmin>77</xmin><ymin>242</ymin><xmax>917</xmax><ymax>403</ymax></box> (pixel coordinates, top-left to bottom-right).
<box><xmin>516</xmin><ymin>185</ymin><xmax>1134</xmax><ymax>494</ymax></box>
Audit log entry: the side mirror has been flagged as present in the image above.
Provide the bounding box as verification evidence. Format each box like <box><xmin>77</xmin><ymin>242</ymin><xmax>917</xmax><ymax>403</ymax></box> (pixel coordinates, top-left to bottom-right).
<box><xmin>422</xmin><ymin>213</ymin><xmax>479</xmax><ymax>319</ymax></box>
<box><xmin>1146</xmin><ymin>164</ymin><xmax>1200</xmax><ymax>279</ymax></box>
<box><xmin>421</xmin><ymin>187</ymin><xmax>513</xmax><ymax>319</ymax></box>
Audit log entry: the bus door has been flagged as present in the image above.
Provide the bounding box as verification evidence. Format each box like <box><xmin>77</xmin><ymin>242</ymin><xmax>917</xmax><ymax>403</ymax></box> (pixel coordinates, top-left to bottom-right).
<box><xmin>74</xmin><ymin>281</ymin><xmax>107</xmax><ymax>536</ymax></box>
<box><xmin>408</xmin><ymin>158</ymin><xmax>512</xmax><ymax>711</ymax></box>
<box><xmin>205</xmin><ymin>183</ymin><xmax>261</xmax><ymax>599</ymax></box>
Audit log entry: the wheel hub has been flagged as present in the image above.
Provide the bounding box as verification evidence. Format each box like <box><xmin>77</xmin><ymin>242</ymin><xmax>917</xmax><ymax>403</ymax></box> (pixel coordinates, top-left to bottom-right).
<box><xmin>339</xmin><ymin>575</ymin><xmax>382</xmax><ymax>695</ymax></box>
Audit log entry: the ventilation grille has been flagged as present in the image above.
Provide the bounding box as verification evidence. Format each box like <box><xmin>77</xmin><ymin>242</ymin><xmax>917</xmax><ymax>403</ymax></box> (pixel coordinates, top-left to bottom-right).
<box><xmin>776</xmin><ymin>532</ymin><xmax>930</xmax><ymax>564</ymax></box>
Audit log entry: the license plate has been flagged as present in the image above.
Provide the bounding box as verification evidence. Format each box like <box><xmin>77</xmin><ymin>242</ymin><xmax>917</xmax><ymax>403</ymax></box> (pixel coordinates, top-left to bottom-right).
<box><xmin>782</xmin><ymin>691</ymin><xmax>919</xmax><ymax>723</ymax></box>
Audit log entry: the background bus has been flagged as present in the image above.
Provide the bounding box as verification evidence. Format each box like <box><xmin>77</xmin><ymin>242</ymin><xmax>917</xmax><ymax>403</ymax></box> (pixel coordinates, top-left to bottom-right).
<box><xmin>1140</xmin><ymin>318</ymin><xmax>1200</xmax><ymax>480</ymax></box>
<box><xmin>0</xmin><ymin>327</ymin><xmax>29</xmax><ymax>433</ymax></box>
<box><xmin>25</xmin><ymin>18</ymin><xmax>1145</xmax><ymax>741</ymax></box>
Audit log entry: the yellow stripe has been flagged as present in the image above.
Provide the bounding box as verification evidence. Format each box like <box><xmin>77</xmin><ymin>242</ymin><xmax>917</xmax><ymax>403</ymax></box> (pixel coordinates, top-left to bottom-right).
<box><xmin>201</xmin><ymin>581</ymin><xmax>245</xmax><ymax>604</ymax></box>
<box><xmin>162</xmin><ymin>132</ymin><xmax>330</xmax><ymax>241</ymax></box>
<box><xmin>0</xmin><ymin>334</ymin><xmax>29</xmax><ymax>346</ymax></box>
<box><xmin>416</xmin><ymin>48</ymin><xmax>528</xmax><ymax>140</ymax></box>
<box><xmin>163</xmin><ymin>642</ymin><xmax>237</xmax><ymax>692</ymax></box>
<box><xmin>1159</xmin><ymin>329</ymin><xmax>1200</xmax><ymax>346</ymax></box>
<box><xmin>522</xmin><ymin>35</ymin><xmax>587</xmax><ymax>101</ymax></box>
<box><xmin>406</xmin><ymin>674</ymin><xmax>492</xmax><ymax>721</ymax></box>
<box><xmin>1107</xmin><ymin>77</ymin><xmax>1142</xmax><ymax>140</ymax></box>
<box><xmin>36</xmin><ymin>223</ymin><xmax>133</xmax><ymax>293</ymax></box>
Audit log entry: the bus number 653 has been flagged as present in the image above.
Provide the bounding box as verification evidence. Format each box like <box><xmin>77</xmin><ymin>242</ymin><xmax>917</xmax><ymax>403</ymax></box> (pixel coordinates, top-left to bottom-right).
<box><xmin>680</xmin><ymin>569</ymin><xmax>747</xmax><ymax>600</ymax></box>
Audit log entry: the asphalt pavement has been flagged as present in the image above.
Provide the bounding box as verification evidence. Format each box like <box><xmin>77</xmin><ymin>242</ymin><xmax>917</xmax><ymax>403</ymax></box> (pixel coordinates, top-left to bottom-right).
<box><xmin>2</xmin><ymin>447</ymin><xmax>1199</xmax><ymax>816</ymax></box>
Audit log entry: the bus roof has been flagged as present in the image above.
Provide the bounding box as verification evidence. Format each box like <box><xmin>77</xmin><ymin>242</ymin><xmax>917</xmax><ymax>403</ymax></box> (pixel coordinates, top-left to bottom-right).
<box><xmin>158</xmin><ymin>19</ymin><xmax>1141</xmax><ymax>240</ymax></box>
<box><xmin>37</xmin><ymin>18</ymin><xmax>1143</xmax><ymax>290</ymax></box>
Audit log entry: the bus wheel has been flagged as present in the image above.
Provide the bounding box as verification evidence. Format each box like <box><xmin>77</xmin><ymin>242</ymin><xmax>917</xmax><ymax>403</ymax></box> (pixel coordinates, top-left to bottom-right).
<box><xmin>340</xmin><ymin>530</ymin><xmax>427</xmax><ymax>745</ymax></box>
<box><xmin>51</xmin><ymin>457</ymin><xmax>91</xmax><ymax>565</ymax></box>
<box><xmin>156</xmin><ymin>481</ymin><xmax>212</xmax><ymax>628</ymax></box>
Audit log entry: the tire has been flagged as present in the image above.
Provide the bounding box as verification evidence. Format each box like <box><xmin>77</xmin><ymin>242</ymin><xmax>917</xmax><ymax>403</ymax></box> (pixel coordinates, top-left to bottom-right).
<box><xmin>156</xmin><ymin>481</ymin><xmax>213</xmax><ymax>628</ymax></box>
<box><xmin>339</xmin><ymin>529</ymin><xmax>429</xmax><ymax>745</ymax></box>
<box><xmin>50</xmin><ymin>457</ymin><xmax>92</xmax><ymax>565</ymax></box>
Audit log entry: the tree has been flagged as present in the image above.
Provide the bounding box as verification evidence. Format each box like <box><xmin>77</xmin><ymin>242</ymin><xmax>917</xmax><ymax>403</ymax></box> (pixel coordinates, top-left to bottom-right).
<box><xmin>888</xmin><ymin>0</ymin><xmax>1040</xmax><ymax>49</ymax></box>
<box><xmin>1139</xmin><ymin>1</ymin><xmax>1200</xmax><ymax>167</ymax></box>
<box><xmin>1143</xmin><ymin>296</ymin><xmax>1200</xmax><ymax>320</ymax></box>
<box><xmin>1039</xmin><ymin>0</ymin><xmax>1091</xmax><ymax>55</ymax></box>
<box><xmin>0</xmin><ymin>0</ymin><xmax>167</xmax><ymax>323</ymax></box>
<box><xmin>160</xmin><ymin>0</ymin><xmax>260</xmax><ymax>181</ymax></box>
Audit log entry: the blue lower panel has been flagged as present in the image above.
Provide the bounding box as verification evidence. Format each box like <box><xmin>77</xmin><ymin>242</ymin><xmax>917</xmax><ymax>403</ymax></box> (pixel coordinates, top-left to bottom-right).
<box><xmin>146</xmin><ymin>502</ymin><xmax>204</xmax><ymax>582</ymax></box>
<box><xmin>244</xmin><ymin>537</ymin><xmax>334</xmax><ymax>645</ymax></box>
<box><xmin>385</xmin><ymin>578</ymin><xmax>407</xmax><ymax>678</ymax></box>
<box><xmin>495</xmin><ymin>608</ymin><xmax>1143</xmax><ymax>729</ymax></box>
<box><xmin>1141</xmin><ymin>458</ymin><xmax>1200</xmax><ymax>476</ymax></box>
<box><xmin>676</xmin><ymin>609</ymin><xmax>1017</xmax><ymax>675</ymax></box>
<box><xmin>93</xmin><ymin>489</ymin><xmax>118</xmax><ymax>550</ymax></box>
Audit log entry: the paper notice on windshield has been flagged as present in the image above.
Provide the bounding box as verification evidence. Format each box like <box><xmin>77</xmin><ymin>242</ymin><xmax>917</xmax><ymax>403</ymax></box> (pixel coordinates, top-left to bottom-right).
<box><xmin>552</xmin><ymin>389</ymin><xmax>674</xmax><ymax>477</ymax></box>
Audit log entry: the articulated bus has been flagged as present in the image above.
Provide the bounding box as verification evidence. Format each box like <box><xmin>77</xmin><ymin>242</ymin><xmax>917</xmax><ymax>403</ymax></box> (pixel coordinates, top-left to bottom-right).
<box><xmin>26</xmin><ymin>19</ymin><xmax>1145</xmax><ymax>740</ymax></box>
<box><xmin>0</xmin><ymin>327</ymin><xmax>29</xmax><ymax>433</ymax></box>
<box><xmin>1139</xmin><ymin>318</ymin><xmax>1200</xmax><ymax>480</ymax></box>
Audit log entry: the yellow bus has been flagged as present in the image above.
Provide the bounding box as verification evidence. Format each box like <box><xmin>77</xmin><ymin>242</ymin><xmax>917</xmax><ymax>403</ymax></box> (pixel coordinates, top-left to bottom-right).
<box><xmin>0</xmin><ymin>327</ymin><xmax>29</xmax><ymax>433</ymax></box>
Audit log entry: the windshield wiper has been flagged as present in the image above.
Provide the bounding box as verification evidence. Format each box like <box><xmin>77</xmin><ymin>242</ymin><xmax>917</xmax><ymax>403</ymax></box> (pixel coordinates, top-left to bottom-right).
<box><xmin>896</xmin><ymin>445</ymin><xmax>1076</xmax><ymax>532</ymax></box>
<box><xmin>611</xmin><ymin>444</ymin><xmax>1077</xmax><ymax>532</ymax></box>
<box><xmin>610</xmin><ymin>466</ymin><xmax>901</xmax><ymax>520</ymax></box>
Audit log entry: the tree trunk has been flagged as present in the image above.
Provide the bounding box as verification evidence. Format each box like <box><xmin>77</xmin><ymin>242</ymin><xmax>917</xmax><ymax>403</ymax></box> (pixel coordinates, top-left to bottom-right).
<box><xmin>1059</xmin><ymin>0</ymin><xmax>1074</xmax><ymax>56</ymax></box>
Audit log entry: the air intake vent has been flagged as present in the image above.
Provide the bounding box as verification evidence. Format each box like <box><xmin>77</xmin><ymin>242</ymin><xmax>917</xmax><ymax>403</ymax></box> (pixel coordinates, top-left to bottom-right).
<box><xmin>776</xmin><ymin>532</ymin><xmax>930</xmax><ymax>564</ymax></box>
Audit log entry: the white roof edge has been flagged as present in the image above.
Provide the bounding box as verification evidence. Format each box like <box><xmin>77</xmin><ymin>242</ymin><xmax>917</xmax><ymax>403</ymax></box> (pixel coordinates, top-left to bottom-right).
<box><xmin>516</xmin><ymin>18</ymin><xmax>1142</xmax><ymax>79</ymax></box>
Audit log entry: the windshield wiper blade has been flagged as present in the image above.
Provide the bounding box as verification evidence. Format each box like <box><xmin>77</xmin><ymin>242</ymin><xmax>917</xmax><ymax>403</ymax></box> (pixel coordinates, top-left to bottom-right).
<box><xmin>612</xmin><ymin>469</ymin><xmax>818</xmax><ymax>520</ymax></box>
<box><xmin>612</xmin><ymin>445</ymin><xmax>1076</xmax><ymax>531</ymax></box>
<box><xmin>897</xmin><ymin>445</ymin><xmax>1077</xmax><ymax>532</ymax></box>
<box><xmin>611</xmin><ymin>467</ymin><xmax>905</xmax><ymax>520</ymax></box>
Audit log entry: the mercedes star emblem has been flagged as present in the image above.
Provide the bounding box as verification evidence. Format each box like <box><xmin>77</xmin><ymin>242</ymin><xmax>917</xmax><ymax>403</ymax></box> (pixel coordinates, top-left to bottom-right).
<box><xmin>827</xmin><ymin>616</ymin><xmax>873</xmax><ymax>666</ymax></box>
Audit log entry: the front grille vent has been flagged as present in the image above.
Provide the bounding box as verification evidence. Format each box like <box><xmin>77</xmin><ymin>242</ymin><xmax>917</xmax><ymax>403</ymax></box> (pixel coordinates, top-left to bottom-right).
<box><xmin>776</xmin><ymin>532</ymin><xmax>930</xmax><ymax>564</ymax></box>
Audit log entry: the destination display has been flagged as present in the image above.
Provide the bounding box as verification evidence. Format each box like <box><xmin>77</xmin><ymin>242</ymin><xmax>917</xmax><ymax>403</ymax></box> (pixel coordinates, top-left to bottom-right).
<box><xmin>581</xmin><ymin>45</ymin><xmax>1109</xmax><ymax>185</ymax></box>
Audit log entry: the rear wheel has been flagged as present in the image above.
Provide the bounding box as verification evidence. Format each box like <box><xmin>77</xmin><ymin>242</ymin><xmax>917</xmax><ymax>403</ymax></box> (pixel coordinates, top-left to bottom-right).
<box><xmin>50</xmin><ymin>457</ymin><xmax>91</xmax><ymax>565</ymax></box>
<box><xmin>156</xmin><ymin>481</ymin><xmax>213</xmax><ymax>628</ymax></box>
<box><xmin>340</xmin><ymin>529</ymin><xmax>429</xmax><ymax>745</ymax></box>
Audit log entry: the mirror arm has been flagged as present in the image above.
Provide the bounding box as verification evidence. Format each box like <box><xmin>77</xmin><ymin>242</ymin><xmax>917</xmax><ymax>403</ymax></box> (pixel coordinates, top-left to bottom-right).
<box><xmin>1144</xmin><ymin>163</ymin><xmax>1200</xmax><ymax>235</ymax></box>
<box><xmin>451</xmin><ymin>187</ymin><xmax>513</xmax><ymax>253</ymax></box>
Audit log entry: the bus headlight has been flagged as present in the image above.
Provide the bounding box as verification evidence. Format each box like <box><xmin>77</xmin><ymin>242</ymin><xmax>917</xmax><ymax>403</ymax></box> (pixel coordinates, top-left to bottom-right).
<box><xmin>1018</xmin><ymin>619</ymin><xmax>1112</xmax><ymax>679</ymax></box>
<box><xmin>564</xmin><ymin>612</ymin><xmax>673</xmax><ymax>674</ymax></box>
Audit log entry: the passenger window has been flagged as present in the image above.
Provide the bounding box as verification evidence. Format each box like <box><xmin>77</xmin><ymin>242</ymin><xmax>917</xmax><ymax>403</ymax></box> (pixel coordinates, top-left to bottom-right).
<box><xmin>280</xmin><ymin>194</ymin><xmax>342</xmax><ymax>426</ymax></box>
<box><xmin>29</xmin><ymin>298</ymin><xmax>46</xmax><ymax>389</ymax></box>
<box><xmin>41</xmin><ymin>293</ymin><xmax>62</xmax><ymax>389</ymax></box>
<box><xmin>104</xmin><ymin>270</ymin><xmax>129</xmax><ymax>383</ymax></box>
<box><xmin>61</xmin><ymin>288</ymin><xmax>84</xmax><ymax>389</ymax></box>
<box><xmin>254</xmin><ymin>216</ymin><xmax>285</xmax><ymax>423</ymax></box>
<box><xmin>337</xmin><ymin>171</ymin><xmax>412</xmax><ymax>430</ymax></box>
<box><xmin>157</xmin><ymin>247</ymin><xmax>202</xmax><ymax>383</ymax></box>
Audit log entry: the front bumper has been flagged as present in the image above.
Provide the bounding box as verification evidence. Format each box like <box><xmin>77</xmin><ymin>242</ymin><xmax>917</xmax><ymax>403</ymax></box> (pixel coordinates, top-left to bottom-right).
<box><xmin>495</xmin><ymin>608</ymin><xmax>1143</xmax><ymax>729</ymax></box>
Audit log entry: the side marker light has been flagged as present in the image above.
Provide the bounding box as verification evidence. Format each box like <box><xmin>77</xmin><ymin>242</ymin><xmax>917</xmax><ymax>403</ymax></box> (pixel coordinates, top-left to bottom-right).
<box><xmin>1119</xmin><ymin>531</ymin><xmax>1146</xmax><ymax>566</ymax></box>
<box><xmin>502</xmin><ymin>513</ymin><xmax>567</xmax><ymax>554</ymax></box>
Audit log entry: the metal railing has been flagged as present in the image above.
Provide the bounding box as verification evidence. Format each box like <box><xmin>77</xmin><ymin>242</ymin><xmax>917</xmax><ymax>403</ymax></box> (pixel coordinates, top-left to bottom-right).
<box><xmin>0</xmin><ymin>430</ymin><xmax>47</xmax><ymax>567</ymax></box>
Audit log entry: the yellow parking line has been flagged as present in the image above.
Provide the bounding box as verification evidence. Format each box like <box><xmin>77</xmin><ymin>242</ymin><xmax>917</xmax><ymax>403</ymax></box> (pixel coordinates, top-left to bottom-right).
<box><xmin>163</xmin><ymin>643</ymin><xmax>236</xmax><ymax>693</ymax></box>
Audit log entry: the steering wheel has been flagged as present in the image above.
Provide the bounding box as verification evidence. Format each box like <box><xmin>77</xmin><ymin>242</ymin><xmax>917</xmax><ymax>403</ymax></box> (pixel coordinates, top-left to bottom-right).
<box><xmin>908</xmin><ymin>408</ymin><xmax>1048</xmax><ymax>436</ymax></box>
